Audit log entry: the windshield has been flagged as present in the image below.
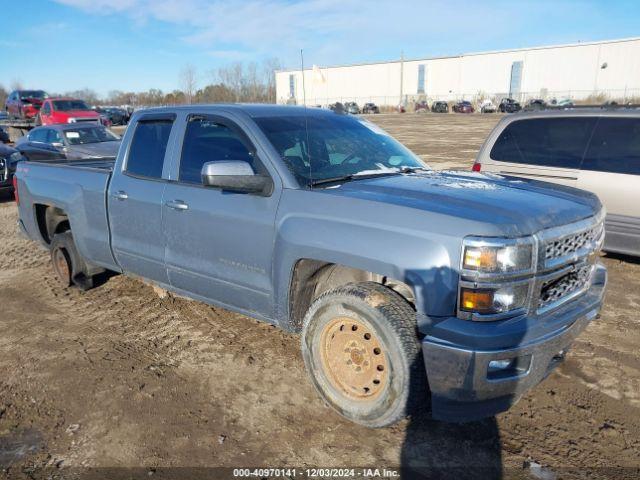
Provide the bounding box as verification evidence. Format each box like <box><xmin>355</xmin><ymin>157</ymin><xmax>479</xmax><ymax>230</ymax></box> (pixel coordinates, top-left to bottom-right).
<box><xmin>63</xmin><ymin>127</ymin><xmax>120</xmax><ymax>145</ymax></box>
<box><xmin>53</xmin><ymin>100</ymin><xmax>90</xmax><ymax>111</ymax></box>
<box><xmin>254</xmin><ymin>114</ymin><xmax>427</xmax><ymax>185</ymax></box>
<box><xmin>20</xmin><ymin>90</ymin><xmax>47</xmax><ymax>100</ymax></box>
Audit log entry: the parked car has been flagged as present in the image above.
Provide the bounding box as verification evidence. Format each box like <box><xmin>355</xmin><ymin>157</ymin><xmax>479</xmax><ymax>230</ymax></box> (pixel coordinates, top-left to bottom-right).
<box><xmin>361</xmin><ymin>102</ymin><xmax>379</xmax><ymax>114</ymax></box>
<box><xmin>344</xmin><ymin>102</ymin><xmax>360</xmax><ymax>115</ymax></box>
<box><xmin>95</xmin><ymin>107</ymin><xmax>128</xmax><ymax>125</ymax></box>
<box><xmin>15</xmin><ymin>104</ymin><xmax>606</xmax><ymax>427</ymax></box>
<box><xmin>37</xmin><ymin>98</ymin><xmax>105</xmax><ymax>126</ymax></box>
<box><xmin>498</xmin><ymin>98</ymin><xmax>522</xmax><ymax>113</ymax></box>
<box><xmin>16</xmin><ymin>124</ymin><xmax>121</xmax><ymax>162</ymax></box>
<box><xmin>0</xmin><ymin>126</ymin><xmax>10</xmax><ymax>144</ymax></box>
<box><xmin>328</xmin><ymin>102</ymin><xmax>345</xmax><ymax>114</ymax></box>
<box><xmin>431</xmin><ymin>101</ymin><xmax>449</xmax><ymax>113</ymax></box>
<box><xmin>557</xmin><ymin>98</ymin><xmax>574</xmax><ymax>108</ymax></box>
<box><xmin>5</xmin><ymin>90</ymin><xmax>48</xmax><ymax>120</ymax></box>
<box><xmin>479</xmin><ymin>99</ymin><xmax>497</xmax><ymax>113</ymax></box>
<box><xmin>414</xmin><ymin>100</ymin><xmax>429</xmax><ymax>113</ymax></box>
<box><xmin>473</xmin><ymin>110</ymin><xmax>639</xmax><ymax>256</ymax></box>
<box><xmin>452</xmin><ymin>100</ymin><xmax>474</xmax><ymax>113</ymax></box>
<box><xmin>0</xmin><ymin>144</ymin><xmax>24</xmax><ymax>196</ymax></box>
<box><xmin>524</xmin><ymin>99</ymin><xmax>547</xmax><ymax>111</ymax></box>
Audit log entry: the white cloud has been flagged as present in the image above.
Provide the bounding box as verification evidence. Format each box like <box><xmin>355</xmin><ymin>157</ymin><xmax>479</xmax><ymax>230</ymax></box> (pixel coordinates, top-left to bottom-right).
<box><xmin>51</xmin><ymin>0</ymin><xmax>608</xmax><ymax>68</ymax></box>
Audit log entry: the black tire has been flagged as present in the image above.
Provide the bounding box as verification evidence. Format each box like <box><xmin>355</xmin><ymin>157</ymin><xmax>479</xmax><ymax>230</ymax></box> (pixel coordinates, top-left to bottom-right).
<box><xmin>301</xmin><ymin>282</ymin><xmax>427</xmax><ymax>428</ymax></box>
<box><xmin>50</xmin><ymin>231</ymin><xmax>94</xmax><ymax>291</ymax></box>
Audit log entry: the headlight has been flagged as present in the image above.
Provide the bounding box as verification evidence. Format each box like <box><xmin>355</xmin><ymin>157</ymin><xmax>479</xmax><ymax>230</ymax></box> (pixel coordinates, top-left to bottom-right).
<box><xmin>459</xmin><ymin>236</ymin><xmax>536</xmax><ymax>320</ymax></box>
<box><xmin>68</xmin><ymin>118</ymin><xmax>77</xmax><ymax>123</ymax></box>
<box><xmin>460</xmin><ymin>283</ymin><xmax>529</xmax><ymax>315</ymax></box>
<box><xmin>462</xmin><ymin>240</ymin><xmax>533</xmax><ymax>274</ymax></box>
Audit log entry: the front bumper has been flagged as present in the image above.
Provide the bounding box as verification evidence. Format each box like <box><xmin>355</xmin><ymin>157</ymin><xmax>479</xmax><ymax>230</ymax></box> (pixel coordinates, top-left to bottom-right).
<box><xmin>422</xmin><ymin>263</ymin><xmax>606</xmax><ymax>422</ymax></box>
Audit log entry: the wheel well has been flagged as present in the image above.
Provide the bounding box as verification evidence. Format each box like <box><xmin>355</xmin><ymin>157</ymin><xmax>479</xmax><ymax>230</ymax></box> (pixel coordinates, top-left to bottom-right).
<box><xmin>35</xmin><ymin>204</ymin><xmax>70</xmax><ymax>245</ymax></box>
<box><xmin>288</xmin><ymin>259</ymin><xmax>415</xmax><ymax>332</ymax></box>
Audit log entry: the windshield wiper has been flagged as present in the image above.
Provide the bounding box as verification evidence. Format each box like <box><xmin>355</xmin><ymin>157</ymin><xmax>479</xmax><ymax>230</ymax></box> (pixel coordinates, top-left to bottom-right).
<box><xmin>398</xmin><ymin>166</ymin><xmax>430</xmax><ymax>173</ymax></box>
<box><xmin>308</xmin><ymin>170</ymin><xmax>402</xmax><ymax>187</ymax></box>
<box><xmin>308</xmin><ymin>166</ymin><xmax>430</xmax><ymax>187</ymax></box>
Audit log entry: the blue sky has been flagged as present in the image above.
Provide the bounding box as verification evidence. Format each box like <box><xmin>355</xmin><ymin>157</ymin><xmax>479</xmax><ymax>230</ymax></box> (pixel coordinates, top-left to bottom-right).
<box><xmin>1</xmin><ymin>0</ymin><xmax>639</xmax><ymax>97</ymax></box>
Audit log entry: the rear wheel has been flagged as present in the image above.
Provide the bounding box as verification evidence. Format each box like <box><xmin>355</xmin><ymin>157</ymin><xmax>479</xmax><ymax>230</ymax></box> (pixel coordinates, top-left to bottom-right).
<box><xmin>301</xmin><ymin>282</ymin><xmax>427</xmax><ymax>428</ymax></box>
<box><xmin>50</xmin><ymin>231</ymin><xmax>94</xmax><ymax>290</ymax></box>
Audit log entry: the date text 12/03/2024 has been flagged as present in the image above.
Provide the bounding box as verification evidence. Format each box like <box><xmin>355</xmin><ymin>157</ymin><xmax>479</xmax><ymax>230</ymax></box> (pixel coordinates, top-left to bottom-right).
<box><xmin>232</xmin><ymin>468</ymin><xmax>400</xmax><ymax>478</ymax></box>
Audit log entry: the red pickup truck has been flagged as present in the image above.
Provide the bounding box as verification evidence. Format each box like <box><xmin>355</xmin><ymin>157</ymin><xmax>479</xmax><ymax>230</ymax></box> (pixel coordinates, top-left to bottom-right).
<box><xmin>5</xmin><ymin>90</ymin><xmax>48</xmax><ymax>120</ymax></box>
<box><xmin>37</xmin><ymin>98</ymin><xmax>110</xmax><ymax>126</ymax></box>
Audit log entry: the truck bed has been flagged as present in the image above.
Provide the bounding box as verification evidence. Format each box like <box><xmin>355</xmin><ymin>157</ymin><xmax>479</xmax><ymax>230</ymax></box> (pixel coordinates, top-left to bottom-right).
<box><xmin>17</xmin><ymin>159</ymin><xmax>119</xmax><ymax>272</ymax></box>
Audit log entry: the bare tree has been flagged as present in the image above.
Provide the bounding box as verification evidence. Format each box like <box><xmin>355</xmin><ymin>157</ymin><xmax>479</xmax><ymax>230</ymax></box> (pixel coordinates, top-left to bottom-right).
<box><xmin>262</xmin><ymin>58</ymin><xmax>282</xmax><ymax>103</ymax></box>
<box><xmin>180</xmin><ymin>64</ymin><xmax>197</xmax><ymax>104</ymax></box>
<box><xmin>0</xmin><ymin>84</ymin><xmax>8</xmax><ymax>107</ymax></box>
<box><xmin>64</xmin><ymin>88</ymin><xmax>100</xmax><ymax>106</ymax></box>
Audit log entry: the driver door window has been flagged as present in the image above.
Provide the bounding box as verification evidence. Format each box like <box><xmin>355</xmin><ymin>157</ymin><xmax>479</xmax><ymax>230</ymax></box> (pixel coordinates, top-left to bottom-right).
<box><xmin>29</xmin><ymin>129</ymin><xmax>48</xmax><ymax>143</ymax></box>
<box><xmin>179</xmin><ymin>117</ymin><xmax>256</xmax><ymax>184</ymax></box>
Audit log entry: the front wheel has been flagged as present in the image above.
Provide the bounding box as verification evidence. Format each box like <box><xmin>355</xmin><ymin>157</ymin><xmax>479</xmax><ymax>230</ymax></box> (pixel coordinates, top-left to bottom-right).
<box><xmin>301</xmin><ymin>282</ymin><xmax>427</xmax><ymax>428</ymax></box>
<box><xmin>50</xmin><ymin>231</ymin><xmax>94</xmax><ymax>290</ymax></box>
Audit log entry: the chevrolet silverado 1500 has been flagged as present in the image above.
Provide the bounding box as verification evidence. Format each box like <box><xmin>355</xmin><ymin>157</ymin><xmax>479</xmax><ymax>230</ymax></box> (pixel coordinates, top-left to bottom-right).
<box><xmin>15</xmin><ymin>105</ymin><xmax>607</xmax><ymax>427</ymax></box>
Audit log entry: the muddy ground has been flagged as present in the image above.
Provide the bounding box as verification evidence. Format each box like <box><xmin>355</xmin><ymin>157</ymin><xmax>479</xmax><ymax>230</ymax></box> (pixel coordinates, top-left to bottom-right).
<box><xmin>0</xmin><ymin>114</ymin><xmax>639</xmax><ymax>479</ymax></box>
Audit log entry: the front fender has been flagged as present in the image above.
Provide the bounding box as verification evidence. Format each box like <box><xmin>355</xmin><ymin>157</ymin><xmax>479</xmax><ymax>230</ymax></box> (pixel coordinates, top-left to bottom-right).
<box><xmin>273</xmin><ymin>194</ymin><xmax>461</xmax><ymax>328</ymax></box>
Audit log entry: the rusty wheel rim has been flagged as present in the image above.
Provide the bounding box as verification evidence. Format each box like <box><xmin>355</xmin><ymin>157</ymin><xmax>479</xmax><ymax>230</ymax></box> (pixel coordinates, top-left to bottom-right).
<box><xmin>53</xmin><ymin>248</ymin><xmax>71</xmax><ymax>285</ymax></box>
<box><xmin>319</xmin><ymin>316</ymin><xmax>389</xmax><ymax>401</ymax></box>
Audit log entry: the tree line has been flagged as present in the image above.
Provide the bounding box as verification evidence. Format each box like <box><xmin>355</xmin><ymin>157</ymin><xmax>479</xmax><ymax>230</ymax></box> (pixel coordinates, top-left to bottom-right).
<box><xmin>1</xmin><ymin>58</ymin><xmax>282</xmax><ymax>108</ymax></box>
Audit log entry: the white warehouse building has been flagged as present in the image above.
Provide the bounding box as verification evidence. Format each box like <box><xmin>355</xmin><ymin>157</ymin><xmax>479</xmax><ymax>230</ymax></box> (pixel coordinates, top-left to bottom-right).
<box><xmin>275</xmin><ymin>37</ymin><xmax>640</xmax><ymax>108</ymax></box>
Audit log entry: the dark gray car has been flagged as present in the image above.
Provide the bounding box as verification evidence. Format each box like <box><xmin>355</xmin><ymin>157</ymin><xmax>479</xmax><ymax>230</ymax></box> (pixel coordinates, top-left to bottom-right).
<box><xmin>16</xmin><ymin>124</ymin><xmax>121</xmax><ymax>162</ymax></box>
<box><xmin>0</xmin><ymin>144</ymin><xmax>23</xmax><ymax>195</ymax></box>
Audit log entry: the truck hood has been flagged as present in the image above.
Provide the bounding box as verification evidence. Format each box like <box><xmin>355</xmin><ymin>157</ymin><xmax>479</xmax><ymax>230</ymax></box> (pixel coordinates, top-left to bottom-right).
<box><xmin>68</xmin><ymin>141</ymin><xmax>120</xmax><ymax>158</ymax></box>
<box><xmin>318</xmin><ymin>171</ymin><xmax>600</xmax><ymax>236</ymax></box>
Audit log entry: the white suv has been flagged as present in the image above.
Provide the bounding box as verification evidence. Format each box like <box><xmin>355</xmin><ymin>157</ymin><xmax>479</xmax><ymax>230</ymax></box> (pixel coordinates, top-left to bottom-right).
<box><xmin>474</xmin><ymin>110</ymin><xmax>640</xmax><ymax>256</ymax></box>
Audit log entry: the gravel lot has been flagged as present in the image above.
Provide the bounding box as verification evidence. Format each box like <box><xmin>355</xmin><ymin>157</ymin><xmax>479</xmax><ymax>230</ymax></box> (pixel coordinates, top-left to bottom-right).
<box><xmin>0</xmin><ymin>113</ymin><xmax>639</xmax><ymax>479</ymax></box>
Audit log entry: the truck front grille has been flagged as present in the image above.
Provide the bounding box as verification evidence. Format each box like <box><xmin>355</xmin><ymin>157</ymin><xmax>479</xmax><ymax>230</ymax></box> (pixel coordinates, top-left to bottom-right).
<box><xmin>545</xmin><ymin>222</ymin><xmax>603</xmax><ymax>264</ymax></box>
<box><xmin>538</xmin><ymin>264</ymin><xmax>594</xmax><ymax>312</ymax></box>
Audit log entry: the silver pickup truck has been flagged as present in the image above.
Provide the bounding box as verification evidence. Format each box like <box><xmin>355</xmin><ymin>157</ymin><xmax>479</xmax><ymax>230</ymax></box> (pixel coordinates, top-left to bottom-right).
<box><xmin>15</xmin><ymin>105</ymin><xmax>607</xmax><ymax>427</ymax></box>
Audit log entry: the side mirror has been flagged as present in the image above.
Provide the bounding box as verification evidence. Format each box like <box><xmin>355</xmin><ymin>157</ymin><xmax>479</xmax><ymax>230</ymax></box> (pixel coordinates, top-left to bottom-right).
<box><xmin>201</xmin><ymin>160</ymin><xmax>273</xmax><ymax>196</ymax></box>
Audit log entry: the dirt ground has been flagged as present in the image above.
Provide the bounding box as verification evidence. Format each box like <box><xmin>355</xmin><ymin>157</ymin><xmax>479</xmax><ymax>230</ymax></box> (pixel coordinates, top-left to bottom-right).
<box><xmin>1</xmin><ymin>114</ymin><xmax>639</xmax><ymax>479</ymax></box>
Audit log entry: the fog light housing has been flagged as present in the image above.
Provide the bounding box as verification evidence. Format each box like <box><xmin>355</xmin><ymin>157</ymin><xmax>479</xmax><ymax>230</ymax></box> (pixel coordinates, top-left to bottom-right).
<box><xmin>487</xmin><ymin>355</ymin><xmax>531</xmax><ymax>380</ymax></box>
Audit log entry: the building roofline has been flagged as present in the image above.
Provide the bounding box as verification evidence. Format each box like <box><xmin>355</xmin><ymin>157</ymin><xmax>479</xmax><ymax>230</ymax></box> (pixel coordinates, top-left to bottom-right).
<box><xmin>276</xmin><ymin>36</ymin><xmax>640</xmax><ymax>74</ymax></box>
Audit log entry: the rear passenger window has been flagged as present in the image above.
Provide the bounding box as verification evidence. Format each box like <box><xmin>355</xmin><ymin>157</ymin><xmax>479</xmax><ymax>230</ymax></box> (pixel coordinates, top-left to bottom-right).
<box><xmin>490</xmin><ymin>118</ymin><xmax>597</xmax><ymax>169</ymax></box>
<box><xmin>179</xmin><ymin>117</ymin><xmax>255</xmax><ymax>184</ymax></box>
<box><xmin>582</xmin><ymin>118</ymin><xmax>640</xmax><ymax>175</ymax></box>
<box><xmin>126</xmin><ymin>120</ymin><xmax>173</xmax><ymax>178</ymax></box>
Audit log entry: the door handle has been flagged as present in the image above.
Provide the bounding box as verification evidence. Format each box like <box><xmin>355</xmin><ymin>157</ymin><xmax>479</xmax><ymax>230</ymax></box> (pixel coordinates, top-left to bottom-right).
<box><xmin>165</xmin><ymin>199</ymin><xmax>189</xmax><ymax>211</ymax></box>
<box><xmin>113</xmin><ymin>190</ymin><xmax>128</xmax><ymax>201</ymax></box>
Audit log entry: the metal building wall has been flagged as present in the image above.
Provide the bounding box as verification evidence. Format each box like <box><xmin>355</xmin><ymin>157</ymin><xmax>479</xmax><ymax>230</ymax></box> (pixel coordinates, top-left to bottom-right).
<box><xmin>275</xmin><ymin>37</ymin><xmax>640</xmax><ymax>106</ymax></box>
